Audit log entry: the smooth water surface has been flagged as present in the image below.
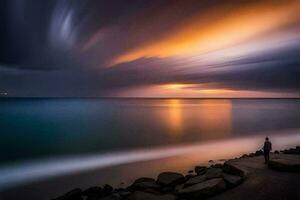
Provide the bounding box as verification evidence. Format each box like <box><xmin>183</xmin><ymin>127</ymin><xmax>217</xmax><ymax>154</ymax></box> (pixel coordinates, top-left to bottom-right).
<box><xmin>1</xmin><ymin>98</ymin><xmax>300</xmax><ymax>199</ymax></box>
<box><xmin>1</xmin><ymin>98</ymin><xmax>300</xmax><ymax>164</ymax></box>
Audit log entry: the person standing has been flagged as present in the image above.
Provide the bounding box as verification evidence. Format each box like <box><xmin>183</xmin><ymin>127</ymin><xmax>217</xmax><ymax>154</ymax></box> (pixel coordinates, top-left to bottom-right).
<box><xmin>263</xmin><ymin>137</ymin><xmax>272</xmax><ymax>163</ymax></box>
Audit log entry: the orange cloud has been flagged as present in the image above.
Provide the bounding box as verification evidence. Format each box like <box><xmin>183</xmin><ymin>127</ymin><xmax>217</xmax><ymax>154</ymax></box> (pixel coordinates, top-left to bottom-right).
<box><xmin>115</xmin><ymin>83</ymin><xmax>300</xmax><ymax>98</ymax></box>
<box><xmin>110</xmin><ymin>0</ymin><xmax>300</xmax><ymax>66</ymax></box>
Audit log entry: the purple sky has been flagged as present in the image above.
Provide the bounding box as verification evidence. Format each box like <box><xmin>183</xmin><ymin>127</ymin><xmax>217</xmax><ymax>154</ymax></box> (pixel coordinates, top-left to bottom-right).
<box><xmin>0</xmin><ymin>0</ymin><xmax>300</xmax><ymax>97</ymax></box>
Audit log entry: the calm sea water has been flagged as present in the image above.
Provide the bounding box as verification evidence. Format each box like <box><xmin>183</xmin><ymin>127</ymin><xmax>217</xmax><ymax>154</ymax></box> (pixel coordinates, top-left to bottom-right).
<box><xmin>1</xmin><ymin>98</ymin><xmax>300</xmax><ymax>164</ymax></box>
<box><xmin>1</xmin><ymin>98</ymin><xmax>300</xmax><ymax>199</ymax></box>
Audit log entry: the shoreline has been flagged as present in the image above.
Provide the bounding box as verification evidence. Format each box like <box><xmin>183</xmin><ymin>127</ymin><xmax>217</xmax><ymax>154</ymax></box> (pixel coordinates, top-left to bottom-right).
<box><xmin>1</xmin><ymin>132</ymin><xmax>299</xmax><ymax>193</ymax></box>
<box><xmin>1</xmin><ymin>146</ymin><xmax>299</xmax><ymax>200</ymax></box>
<box><xmin>51</xmin><ymin>146</ymin><xmax>300</xmax><ymax>200</ymax></box>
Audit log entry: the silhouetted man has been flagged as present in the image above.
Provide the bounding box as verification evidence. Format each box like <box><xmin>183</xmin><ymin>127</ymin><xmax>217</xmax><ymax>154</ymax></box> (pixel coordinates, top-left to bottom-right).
<box><xmin>263</xmin><ymin>137</ymin><xmax>272</xmax><ymax>163</ymax></box>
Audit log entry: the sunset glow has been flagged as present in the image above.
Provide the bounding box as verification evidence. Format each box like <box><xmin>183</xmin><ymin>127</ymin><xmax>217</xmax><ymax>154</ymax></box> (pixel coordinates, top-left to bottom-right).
<box><xmin>111</xmin><ymin>1</ymin><xmax>300</xmax><ymax>66</ymax></box>
<box><xmin>1</xmin><ymin>0</ymin><xmax>300</xmax><ymax>97</ymax></box>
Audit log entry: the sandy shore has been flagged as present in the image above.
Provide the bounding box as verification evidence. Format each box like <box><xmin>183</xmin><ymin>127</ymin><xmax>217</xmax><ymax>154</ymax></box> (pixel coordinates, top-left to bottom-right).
<box><xmin>1</xmin><ymin>146</ymin><xmax>299</xmax><ymax>200</ymax></box>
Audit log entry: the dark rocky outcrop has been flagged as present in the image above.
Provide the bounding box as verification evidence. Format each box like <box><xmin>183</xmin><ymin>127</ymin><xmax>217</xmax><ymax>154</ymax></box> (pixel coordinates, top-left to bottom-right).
<box><xmin>194</xmin><ymin>166</ymin><xmax>207</xmax><ymax>175</ymax></box>
<box><xmin>223</xmin><ymin>161</ymin><xmax>248</xmax><ymax>178</ymax></box>
<box><xmin>57</xmin><ymin>147</ymin><xmax>300</xmax><ymax>200</ymax></box>
<box><xmin>281</xmin><ymin>146</ymin><xmax>300</xmax><ymax>155</ymax></box>
<box><xmin>222</xmin><ymin>173</ymin><xmax>243</xmax><ymax>187</ymax></box>
<box><xmin>184</xmin><ymin>175</ymin><xmax>206</xmax><ymax>186</ymax></box>
<box><xmin>177</xmin><ymin>178</ymin><xmax>226</xmax><ymax>198</ymax></box>
<box><xmin>157</xmin><ymin>172</ymin><xmax>185</xmax><ymax>186</ymax></box>
<box><xmin>129</xmin><ymin>177</ymin><xmax>160</xmax><ymax>191</ymax></box>
<box><xmin>82</xmin><ymin>186</ymin><xmax>103</xmax><ymax>198</ymax></box>
<box><xmin>268</xmin><ymin>154</ymin><xmax>300</xmax><ymax>172</ymax></box>
<box><xmin>52</xmin><ymin>162</ymin><xmax>246</xmax><ymax>200</ymax></box>
<box><xmin>204</xmin><ymin>168</ymin><xmax>223</xmax><ymax>179</ymax></box>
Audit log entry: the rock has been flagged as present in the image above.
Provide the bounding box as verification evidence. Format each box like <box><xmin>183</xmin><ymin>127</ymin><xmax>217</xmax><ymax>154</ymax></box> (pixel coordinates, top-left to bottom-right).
<box><xmin>177</xmin><ymin>178</ymin><xmax>226</xmax><ymax>198</ymax></box>
<box><xmin>134</xmin><ymin>177</ymin><xmax>155</xmax><ymax>184</ymax></box>
<box><xmin>268</xmin><ymin>154</ymin><xmax>300</xmax><ymax>172</ymax></box>
<box><xmin>188</xmin><ymin>170</ymin><xmax>193</xmax><ymax>174</ymax></box>
<box><xmin>241</xmin><ymin>154</ymin><xmax>248</xmax><ymax>158</ymax></box>
<box><xmin>248</xmin><ymin>153</ymin><xmax>255</xmax><ymax>157</ymax></box>
<box><xmin>143</xmin><ymin>188</ymin><xmax>161</xmax><ymax>194</ymax></box>
<box><xmin>211</xmin><ymin>164</ymin><xmax>223</xmax><ymax>168</ymax></box>
<box><xmin>82</xmin><ymin>187</ymin><xmax>103</xmax><ymax>197</ymax></box>
<box><xmin>274</xmin><ymin>150</ymin><xmax>280</xmax><ymax>154</ymax></box>
<box><xmin>53</xmin><ymin>188</ymin><xmax>83</xmax><ymax>200</ymax></box>
<box><xmin>194</xmin><ymin>166</ymin><xmax>207</xmax><ymax>175</ymax></box>
<box><xmin>282</xmin><ymin>147</ymin><xmax>300</xmax><ymax>155</ymax></box>
<box><xmin>222</xmin><ymin>173</ymin><xmax>243</xmax><ymax>186</ymax></box>
<box><xmin>82</xmin><ymin>185</ymin><xmax>113</xmax><ymax>199</ymax></box>
<box><xmin>160</xmin><ymin>186</ymin><xmax>174</xmax><ymax>193</ymax></box>
<box><xmin>184</xmin><ymin>175</ymin><xmax>206</xmax><ymax>186</ymax></box>
<box><xmin>174</xmin><ymin>184</ymin><xmax>185</xmax><ymax>192</ymax></box>
<box><xmin>204</xmin><ymin>168</ymin><xmax>223</xmax><ymax>179</ymax></box>
<box><xmin>128</xmin><ymin>191</ymin><xmax>176</xmax><ymax>200</ymax></box>
<box><xmin>255</xmin><ymin>150</ymin><xmax>264</xmax><ymax>156</ymax></box>
<box><xmin>117</xmin><ymin>189</ymin><xmax>131</xmax><ymax>197</ymax></box>
<box><xmin>157</xmin><ymin>172</ymin><xmax>185</xmax><ymax>186</ymax></box>
<box><xmin>223</xmin><ymin>161</ymin><xmax>248</xmax><ymax>178</ymax></box>
<box><xmin>184</xmin><ymin>174</ymin><xmax>195</xmax><ymax>180</ymax></box>
<box><xmin>208</xmin><ymin>160</ymin><xmax>214</xmax><ymax>163</ymax></box>
<box><xmin>130</xmin><ymin>177</ymin><xmax>160</xmax><ymax>191</ymax></box>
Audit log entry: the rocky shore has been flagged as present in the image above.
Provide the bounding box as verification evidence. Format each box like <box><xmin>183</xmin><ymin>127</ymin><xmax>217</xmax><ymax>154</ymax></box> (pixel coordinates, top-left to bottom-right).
<box><xmin>52</xmin><ymin>146</ymin><xmax>300</xmax><ymax>200</ymax></box>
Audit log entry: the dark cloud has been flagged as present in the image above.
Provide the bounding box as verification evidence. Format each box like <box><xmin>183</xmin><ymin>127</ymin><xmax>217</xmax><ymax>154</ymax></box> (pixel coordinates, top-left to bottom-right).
<box><xmin>0</xmin><ymin>0</ymin><xmax>300</xmax><ymax>96</ymax></box>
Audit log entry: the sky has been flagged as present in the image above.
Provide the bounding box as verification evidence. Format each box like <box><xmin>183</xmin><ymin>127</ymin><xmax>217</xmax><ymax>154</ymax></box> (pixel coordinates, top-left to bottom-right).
<box><xmin>0</xmin><ymin>0</ymin><xmax>300</xmax><ymax>97</ymax></box>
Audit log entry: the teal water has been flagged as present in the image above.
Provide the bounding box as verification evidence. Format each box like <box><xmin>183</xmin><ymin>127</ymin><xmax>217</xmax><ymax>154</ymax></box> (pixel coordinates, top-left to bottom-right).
<box><xmin>1</xmin><ymin>98</ymin><xmax>300</xmax><ymax>199</ymax></box>
<box><xmin>1</xmin><ymin>98</ymin><xmax>300</xmax><ymax>164</ymax></box>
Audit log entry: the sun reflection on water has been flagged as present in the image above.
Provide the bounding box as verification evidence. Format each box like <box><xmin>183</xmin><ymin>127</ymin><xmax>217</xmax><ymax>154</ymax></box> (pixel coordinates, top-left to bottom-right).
<box><xmin>163</xmin><ymin>99</ymin><xmax>232</xmax><ymax>139</ymax></box>
<box><xmin>168</xmin><ymin>99</ymin><xmax>183</xmax><ymax>137</ymax></box>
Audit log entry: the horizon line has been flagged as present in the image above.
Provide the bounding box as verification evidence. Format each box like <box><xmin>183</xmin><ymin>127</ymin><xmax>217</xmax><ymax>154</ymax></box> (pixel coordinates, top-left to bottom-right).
<box><xmin>1</xmin><ymin>96</ymin><xmax>300</xmax><ymax>100</ymax></box>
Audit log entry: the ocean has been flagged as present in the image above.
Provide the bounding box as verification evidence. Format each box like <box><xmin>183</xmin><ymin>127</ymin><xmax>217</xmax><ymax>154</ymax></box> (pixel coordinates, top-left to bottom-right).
<box><xmin>0</xmin><ymin>98</ymin><xmax>300</xmax><ymax>199</ymax></box>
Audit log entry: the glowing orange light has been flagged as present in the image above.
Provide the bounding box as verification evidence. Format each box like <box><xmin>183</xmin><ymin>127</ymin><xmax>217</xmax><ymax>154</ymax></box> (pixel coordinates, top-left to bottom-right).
<box><xmin>110</xmin><ymin>1</ymin><xmax>300</xmax><ymax>66</ymax></box>
<box><xmin>162</xmin><ymin>84</ymin><xmax>189</xmax><ymax>90</ymax></box>
<box><xmin>168</xmin><ymin>99</ymin><xmax>183</xmax><ymax>138</ymax></box>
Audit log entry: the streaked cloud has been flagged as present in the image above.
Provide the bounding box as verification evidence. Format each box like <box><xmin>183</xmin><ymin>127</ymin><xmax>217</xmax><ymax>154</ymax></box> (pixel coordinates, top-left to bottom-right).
<box><xmin>0</xmin><ymin>0</ymin><xmax>299</xmax><ymax>97</ymax></box>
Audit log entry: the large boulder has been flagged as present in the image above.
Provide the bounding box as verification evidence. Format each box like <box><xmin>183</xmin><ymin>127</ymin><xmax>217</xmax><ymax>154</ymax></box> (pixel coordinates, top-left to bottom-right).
<box><xmin>177</xmin><ymin>178</ymin><xmax>226</xmax><ymax>198</ymax></box>
<box><xmin>222</xmin><ymin>173</ymin><xmax>243</xmax><ymax>186</ymax></box>
<box><xmin>223</xmin><ymin>161</ymin><xmax>248</xmax><ymax>178</ymax></box>
<box><xmin>130</xmin><ymin>177</ymin><xmax>160</xmax><ymax>191</ymax></box>
<box><xmin>128</xmin><ymin>191</ymin><xmax>176</xmax><ymax>200</ymax></box>
<box><xmin>205</xmin><ymin>168</ymin><xmax>223</xmax><ymax>179</ymax></box>
<box><xmin>184</xmin><ymin>175</ymin><xmax>206</xmax><ymax>186</ymax></box>
<box><xmin>157</xmin><ymin>172</ymin><xmax>185</xmax><ymax>186</ymax></box>
<box><xmin>268</xmin><ymin>154</ymin><xmax>300</xmax><ymax>172</ymax></box>
<box><xmin>53</xmin><ymin>188</ymin><xmax>83</xmax><ymax>200</ymax></box>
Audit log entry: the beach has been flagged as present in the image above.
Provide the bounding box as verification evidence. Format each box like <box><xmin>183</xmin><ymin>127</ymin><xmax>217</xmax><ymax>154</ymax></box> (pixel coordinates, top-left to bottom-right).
<box><xmin>1</xmin><ymin>144</ymin><xmax>299</xmax><ymax>200</ymax></box>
